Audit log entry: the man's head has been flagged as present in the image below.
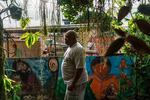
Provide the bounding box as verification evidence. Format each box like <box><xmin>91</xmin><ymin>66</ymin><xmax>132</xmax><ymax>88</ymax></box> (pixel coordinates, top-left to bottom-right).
<box><xmin>64</xmin><ymin>30</ymin><xmax>77</xmax><ymax>47</ymax></box>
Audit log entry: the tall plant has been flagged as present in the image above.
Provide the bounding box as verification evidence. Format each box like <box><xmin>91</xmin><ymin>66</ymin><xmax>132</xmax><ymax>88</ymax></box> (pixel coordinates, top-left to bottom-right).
<box><xmin>104</xmin><ymin>0</ymin><xmax>150</xmax><ymax>99</ymax></box>
<box><xmin>60</xmin><ymin>0</ymin><xmax>93</xmax><ymax>23</ymax></box>
<box><xmin>0</xmin><ymin>0</ymin><xmax>22</xmax><ymax>99</ymax></box>
<box><xmin>19</xmin><ymin>18</ymin><xmax>41</xmax><ymax>48</ymax></box>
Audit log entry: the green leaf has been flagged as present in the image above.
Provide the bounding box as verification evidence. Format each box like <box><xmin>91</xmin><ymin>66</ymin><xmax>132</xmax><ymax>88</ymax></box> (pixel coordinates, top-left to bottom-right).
<box><xmin>19</xmin><ymin>17</ymin><xmax>30</xmax><ymax>30</ymax></box>
<box><xmin>28</xmin><ymin>34</ymin><xmax>33</xmax><ymax>48</ymax></box>
<box><xmin>33</xmin><ymin>32</ymin><xmax>41</xmax><ymax>44</ymax></box>
<box><xmin>32</xmin><ymin>34</ymin><xmax>36</xmax><ymax>45</ymax></box>
<box><xmin>35</xmin><ymin>32</ymin><xmax>41</xmax><ymax>36</ymax></box>
<box><xmin>25</xmin><ymin>36</ymin><xmax>30</xmax><ymax>48</ymax></box>
<box><xmin>23</xmin><ymin>32</ymin><xmax>40</xmax><ymax>48</ymax></box>
<box><xmin>3</xmin><ymin>75</ymin><xmax>13</xmax><ymax>92</ymax></box>
<box><xmin>13</xmin><ymin>84</ymin><xmax>21</xmax><ymax>93</ymax></box>
<box><xmin>20</xmin><ymin>32</ymin><xmax>29</xmax><ymax>40</ymax></box>
<box><xmin>13</xmin><ymin>95</ymin><xmax>20</xmax><ymax>100</ymax></box>
<box><xmin>34</xmin><ymin>34</ymin><xmax>39</xmax><ymax>42</ymax></box>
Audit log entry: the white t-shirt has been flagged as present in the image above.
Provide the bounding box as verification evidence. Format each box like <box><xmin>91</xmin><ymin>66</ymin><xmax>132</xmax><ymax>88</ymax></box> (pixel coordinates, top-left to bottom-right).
<box><xmin>61</xmin><ymin>42</ymin><xmax>88</xmax><ymax>86</ymax></box>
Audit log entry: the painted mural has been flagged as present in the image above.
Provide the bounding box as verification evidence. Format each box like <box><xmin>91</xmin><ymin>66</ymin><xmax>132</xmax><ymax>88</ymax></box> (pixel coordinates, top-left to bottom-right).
<box><xmin>85</xmin><ymin>55</ymin><xmax>133</xmax><ymax>100</ymax></box>
<box><xmin>5</xmin><ymin>55</ymin><xmax>133</xmax><ymax>100</ymax></box>
<box><xmin>56</xmin><ymin>55</ymin><xmax>133</xmax><ymax>100</ymax></box>
<box><xmin>5</xmin><ymin>57</ymin><xmax>59</xmax><ymax>100</ymax></box>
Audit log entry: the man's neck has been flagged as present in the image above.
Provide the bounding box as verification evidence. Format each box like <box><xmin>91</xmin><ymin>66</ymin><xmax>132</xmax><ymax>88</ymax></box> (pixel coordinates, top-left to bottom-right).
<box><xmin>69</xmin><ymin>41</ymin><xmax>77</xmax><ymax>47</ymax></box>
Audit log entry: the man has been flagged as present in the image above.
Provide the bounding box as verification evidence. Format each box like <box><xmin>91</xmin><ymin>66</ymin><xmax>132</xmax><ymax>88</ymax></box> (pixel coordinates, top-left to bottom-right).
<box><xmin>61</xmin><ymin>30</ymin><xmax>88</xmax><ymax>100</ymax></box>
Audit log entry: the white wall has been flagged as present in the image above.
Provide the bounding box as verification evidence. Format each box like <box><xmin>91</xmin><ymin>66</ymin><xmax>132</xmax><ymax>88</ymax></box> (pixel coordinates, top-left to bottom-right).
<box><xmin>0</xmin><ymin>0</ymin><xmax>63</xmax><ymax>28</ymax></box>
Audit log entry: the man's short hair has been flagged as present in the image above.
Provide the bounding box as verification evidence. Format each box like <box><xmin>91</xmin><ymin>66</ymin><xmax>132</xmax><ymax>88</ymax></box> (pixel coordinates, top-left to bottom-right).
<box><xmin>65</xmin><ymin>30</ymin><xmax>77</xmax><ymax>39</ymax></box>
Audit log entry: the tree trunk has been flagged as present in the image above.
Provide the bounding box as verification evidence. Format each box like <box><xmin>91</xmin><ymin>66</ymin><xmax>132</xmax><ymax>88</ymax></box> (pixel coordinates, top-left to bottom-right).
<box><xmin>0</xmin><ymin>17</ymin><xmax>6</xmax><ymax>100</ymax></box>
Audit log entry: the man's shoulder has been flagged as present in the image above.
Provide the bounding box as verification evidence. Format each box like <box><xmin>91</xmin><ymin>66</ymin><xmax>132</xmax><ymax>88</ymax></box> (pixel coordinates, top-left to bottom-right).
<box><xmin>74</xmin><ymin>46</ymin><xmax>85</xmax><ymax>54</ymax></box>
<box><xmin>72</xmin><ymin>43</ymin><xmax>83</xmax><ymax>50</ymax></box>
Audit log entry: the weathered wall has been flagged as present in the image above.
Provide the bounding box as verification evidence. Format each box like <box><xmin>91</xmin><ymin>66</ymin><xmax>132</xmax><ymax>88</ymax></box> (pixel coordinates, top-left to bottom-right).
<box><xmin>5</xmin><ymin>55</ymin><xmax>133</xmax><ymax>100</ymax></box>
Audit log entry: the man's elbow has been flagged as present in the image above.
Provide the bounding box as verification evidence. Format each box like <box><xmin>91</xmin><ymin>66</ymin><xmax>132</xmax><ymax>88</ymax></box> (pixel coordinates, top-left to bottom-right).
<box><xmin>76</xmin><ymin>68</ymin><xmax>83</xmax><ymax>74</ymax></box>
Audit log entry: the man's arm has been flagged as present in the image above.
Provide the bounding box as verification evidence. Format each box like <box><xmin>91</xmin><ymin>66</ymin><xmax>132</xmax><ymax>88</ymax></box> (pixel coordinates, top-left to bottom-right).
<box><xmin>68</xmin><ymin>68</ymin><xmax>83</xmax><ymax>91</ymax></box>
<box><xmin>68</xmin><ymin>48</ymin><xmax>85</xmax><ymax>91</ymax></box>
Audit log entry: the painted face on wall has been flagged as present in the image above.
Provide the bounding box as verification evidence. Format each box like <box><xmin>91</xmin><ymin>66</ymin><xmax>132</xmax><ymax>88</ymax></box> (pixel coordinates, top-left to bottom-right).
<box><xmin>120</xmin><ymin>59</ymin><xmax>127</xmax><ymax>69</ymax></box>
<box><xmin>16</xmin><ymin>61</ymin><xmax>28</xmax><ymax>72</ymax></box>
<box><xmin>94</xmin><ymin>63</ymin><xmax>109</xmax><ymax>77</ymax></box>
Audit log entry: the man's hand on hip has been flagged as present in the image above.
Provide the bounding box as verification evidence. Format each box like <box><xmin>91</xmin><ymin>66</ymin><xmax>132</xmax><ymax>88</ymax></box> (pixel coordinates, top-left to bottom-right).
<box><xmin>68</xmin><ymin>84</ymin><xmax>75</xmax><ymax>91</ymax></box>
